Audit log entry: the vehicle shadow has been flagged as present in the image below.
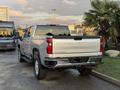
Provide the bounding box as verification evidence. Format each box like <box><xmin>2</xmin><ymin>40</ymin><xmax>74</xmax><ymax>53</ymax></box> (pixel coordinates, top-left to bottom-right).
<box><xmin>0</xmin><ymin>49</ymin><xmax>17</xmax><ymax>55</ymax></box>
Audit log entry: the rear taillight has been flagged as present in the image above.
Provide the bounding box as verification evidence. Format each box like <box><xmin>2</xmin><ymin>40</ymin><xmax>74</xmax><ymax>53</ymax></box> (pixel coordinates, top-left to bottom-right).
<box><xmin>100</xmin><ymin>37</ymin><xmax>104</xmax><ymax>54</ymax></box>
<box><xmin>47</xmin><ymin>38</ymin><xmax>53</xmax><ymax>54</ymax></box>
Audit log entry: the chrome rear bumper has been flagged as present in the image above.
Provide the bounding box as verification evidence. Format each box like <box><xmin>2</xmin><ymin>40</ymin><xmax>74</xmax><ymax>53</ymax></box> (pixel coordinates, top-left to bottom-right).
<box><xmin>54</xmin><ymin>62</ymin><xmax>96</xmax><ymax>68</ymax></box>
<box><xmin>44</xmin><ymin>56</ymin><xmax>102</xmax><ymax>68</ymax></box>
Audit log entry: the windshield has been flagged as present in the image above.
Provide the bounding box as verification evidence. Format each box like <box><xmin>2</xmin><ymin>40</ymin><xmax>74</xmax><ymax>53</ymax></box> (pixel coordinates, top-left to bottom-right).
<box><xmin>35</xmin><ymin>25</ymin><xmax>70</xmax><ymax>36</ymax></box>
<box><xmin>0</xmin><ymin>27</ymin><xmax>14</xmax><ymax>37</ymax></box>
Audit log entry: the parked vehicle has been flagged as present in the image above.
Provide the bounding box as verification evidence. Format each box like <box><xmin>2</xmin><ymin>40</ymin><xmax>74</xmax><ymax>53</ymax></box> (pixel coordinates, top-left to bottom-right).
<box><xmin>18</xmin><ymin>25</ymin><xmax>103</xmax><ymax>80</ymax></box>
<box><xmin>0</xmin><ymin>21</ymin><xmax>16</xmax><ymax>50</ymax></box>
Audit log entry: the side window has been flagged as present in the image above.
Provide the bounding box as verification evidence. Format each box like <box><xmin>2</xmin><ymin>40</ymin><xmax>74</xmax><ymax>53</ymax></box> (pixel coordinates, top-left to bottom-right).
<box><xmin>23</xmin><ymin>26</ymin><xmax>35</xmax><ymax>38</ymax></box>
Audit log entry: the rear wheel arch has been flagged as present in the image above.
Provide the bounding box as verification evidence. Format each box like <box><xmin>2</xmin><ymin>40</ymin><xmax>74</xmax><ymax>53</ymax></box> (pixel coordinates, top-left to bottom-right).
<box><xmin>32</xmin><ymin>48</ymin><xmax>44</xmax><ymax>67</ymax></box>
<box><xmin>33</xmin><ymin>48</ymin><xmax>41</xmax><ymax>61</ymax></box>
<box><xmin>33</xmin><ymin>48</ymin><xmax>40</xmax><ymax>55</ymax></box>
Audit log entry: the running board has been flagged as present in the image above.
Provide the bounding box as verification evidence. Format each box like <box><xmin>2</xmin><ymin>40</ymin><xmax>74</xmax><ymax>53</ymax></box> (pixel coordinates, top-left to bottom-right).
<box><xmin>22</xmin><ymin>54</ymin><xmax>32</xmax><ymax>63</ymax></box>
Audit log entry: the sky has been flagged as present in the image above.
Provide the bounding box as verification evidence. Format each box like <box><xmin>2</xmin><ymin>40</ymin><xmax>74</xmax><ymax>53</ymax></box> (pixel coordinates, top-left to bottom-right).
<box><xmin>0</xmin><ymin>0</ymin><xmax>92</xmax><ymax>26</ymax></box>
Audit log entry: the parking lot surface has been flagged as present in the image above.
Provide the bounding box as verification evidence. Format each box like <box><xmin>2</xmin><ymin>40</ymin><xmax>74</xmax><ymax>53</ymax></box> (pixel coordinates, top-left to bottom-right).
<box><xmin>0</xmin><ymin>50</ymin><xmax>119</xmax><ymax>90</ymax></box>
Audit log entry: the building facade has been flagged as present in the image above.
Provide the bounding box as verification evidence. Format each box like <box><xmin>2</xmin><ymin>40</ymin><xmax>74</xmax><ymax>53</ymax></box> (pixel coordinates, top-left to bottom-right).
<box><xmin>0</xmin><ymin>7</ymin><xmax>9</xmax><ymax>21</ymax></box>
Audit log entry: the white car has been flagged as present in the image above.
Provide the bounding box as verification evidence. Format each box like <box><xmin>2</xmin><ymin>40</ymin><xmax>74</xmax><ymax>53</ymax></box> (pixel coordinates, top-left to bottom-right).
<box><xmin>18</xmin><ymin>25</ymin><xmax>103</xmax><ymax>80</ymax></box>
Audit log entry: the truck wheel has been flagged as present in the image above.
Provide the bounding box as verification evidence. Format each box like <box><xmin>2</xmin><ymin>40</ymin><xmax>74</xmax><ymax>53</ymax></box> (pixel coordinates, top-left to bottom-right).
<box><xmin>18</xmin><ymin>48</ymin><xmax>25</xmax><ymax>63</ymax></box>
<box><xmin>33</xmin><ymin>51</ymin><xmax>46</xmax><ymax>80</ymax></box>
<box><xmin>77</xmin><ymin>68</ymin><xmax>92</xmax><ymax>76</ymax></box>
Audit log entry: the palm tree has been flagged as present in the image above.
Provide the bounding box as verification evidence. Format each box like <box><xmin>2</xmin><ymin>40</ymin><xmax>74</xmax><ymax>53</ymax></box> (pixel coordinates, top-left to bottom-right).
<box><xmin>84</xmin><ymin>0</ymin><xmax>120</xmax><ymax>43</ymax></box>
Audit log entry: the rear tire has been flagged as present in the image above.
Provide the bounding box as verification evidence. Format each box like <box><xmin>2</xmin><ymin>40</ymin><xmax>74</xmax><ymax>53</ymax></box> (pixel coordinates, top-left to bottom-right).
<box><xmin>77</xmin><ymin>68</ymin><xmax>92</xmax><ymax>76</ymax></box>
<box><xmin>33</xmin><ymin>51</ymin><xmax>46</xmax><ymax>80</ymax></box>
<box><xmin>18</xmin><ymin>48</ymin><xmax>25</xmax><ymax>63</ymax></box>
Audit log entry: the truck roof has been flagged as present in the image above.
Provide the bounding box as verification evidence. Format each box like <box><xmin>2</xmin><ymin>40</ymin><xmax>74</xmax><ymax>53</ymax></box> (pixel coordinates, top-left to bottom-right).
<box><xmin>36</xmin><ymin>24</ymin><xmax>68</xmax><ymax>27</ymax></box>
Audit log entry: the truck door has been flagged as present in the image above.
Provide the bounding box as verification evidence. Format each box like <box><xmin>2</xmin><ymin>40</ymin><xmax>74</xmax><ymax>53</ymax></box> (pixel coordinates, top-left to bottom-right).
<box><xmin>22</xmin><ymin>29</ymin><xmax>31</xmax><ymax>57</ymax></box>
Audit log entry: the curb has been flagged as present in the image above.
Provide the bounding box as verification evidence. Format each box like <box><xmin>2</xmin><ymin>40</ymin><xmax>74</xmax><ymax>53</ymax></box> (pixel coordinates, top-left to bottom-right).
<box><xmin>91</xmin><ymin>70</ymin><xmax>120</xmax><ymax>87</ymax></box>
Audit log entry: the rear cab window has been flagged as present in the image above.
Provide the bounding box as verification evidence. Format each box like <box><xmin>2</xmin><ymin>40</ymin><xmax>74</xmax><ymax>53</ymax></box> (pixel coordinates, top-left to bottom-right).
<box><xmin>35</xmin><ymin>25</ymin><xmax>70</xmax><ymax>36</ymax></box>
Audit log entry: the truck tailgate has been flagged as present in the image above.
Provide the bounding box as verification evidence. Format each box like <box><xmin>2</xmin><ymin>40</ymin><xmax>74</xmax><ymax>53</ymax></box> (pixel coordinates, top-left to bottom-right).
<box><xmin>52</xmin><ymin>36</ymin><xmax>100</xmax><ymax>54</ymax></box>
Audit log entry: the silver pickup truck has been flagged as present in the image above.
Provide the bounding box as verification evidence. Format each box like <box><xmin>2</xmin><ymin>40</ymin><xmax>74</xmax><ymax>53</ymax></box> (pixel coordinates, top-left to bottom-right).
<box><xmin>18</xmin><ymin>25</ymin><xmax>103</xmax><ymax>80</ymax></box>
<box><xmin>0</xmin><ymin>21</ymin><xmax>16</xmax><ymax>50</ymax></box>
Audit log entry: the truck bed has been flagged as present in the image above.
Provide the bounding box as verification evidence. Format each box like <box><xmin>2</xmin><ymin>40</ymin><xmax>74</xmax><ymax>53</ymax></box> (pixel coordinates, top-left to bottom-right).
<box><xmin>47</xmin><ymin>36</ymin><xmax>102</xmax><ymax>58</ymax></box>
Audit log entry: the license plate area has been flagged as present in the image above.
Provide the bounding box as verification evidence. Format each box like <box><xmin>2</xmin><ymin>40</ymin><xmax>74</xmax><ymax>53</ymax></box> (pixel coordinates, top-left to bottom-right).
<box><xmin>69</xmin><ymin>57</ymin><xmax>89</xmax><ymax>63</ymax></box>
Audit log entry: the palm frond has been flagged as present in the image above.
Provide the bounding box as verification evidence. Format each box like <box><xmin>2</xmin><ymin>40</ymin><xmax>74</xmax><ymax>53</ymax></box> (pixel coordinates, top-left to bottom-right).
<box><xmin>84</xmin><ymin>0</ymin><xmax>120</xmax><ymax>41</ymax></box>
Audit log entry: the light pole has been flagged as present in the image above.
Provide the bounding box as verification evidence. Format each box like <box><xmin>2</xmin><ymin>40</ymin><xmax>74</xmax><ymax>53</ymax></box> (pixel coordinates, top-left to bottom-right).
<box><xmin>51</xmin><ymin>8</ymin><xmax>56</xmax><ymax>18</ymax></box>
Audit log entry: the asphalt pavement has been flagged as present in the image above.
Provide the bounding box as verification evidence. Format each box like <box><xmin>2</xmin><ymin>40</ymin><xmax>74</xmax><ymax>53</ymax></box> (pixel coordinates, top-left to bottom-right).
<box><xmin>0</xmin><ymin>50</ymin><xmax>119</xmax><ymax>90</ymax></box>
